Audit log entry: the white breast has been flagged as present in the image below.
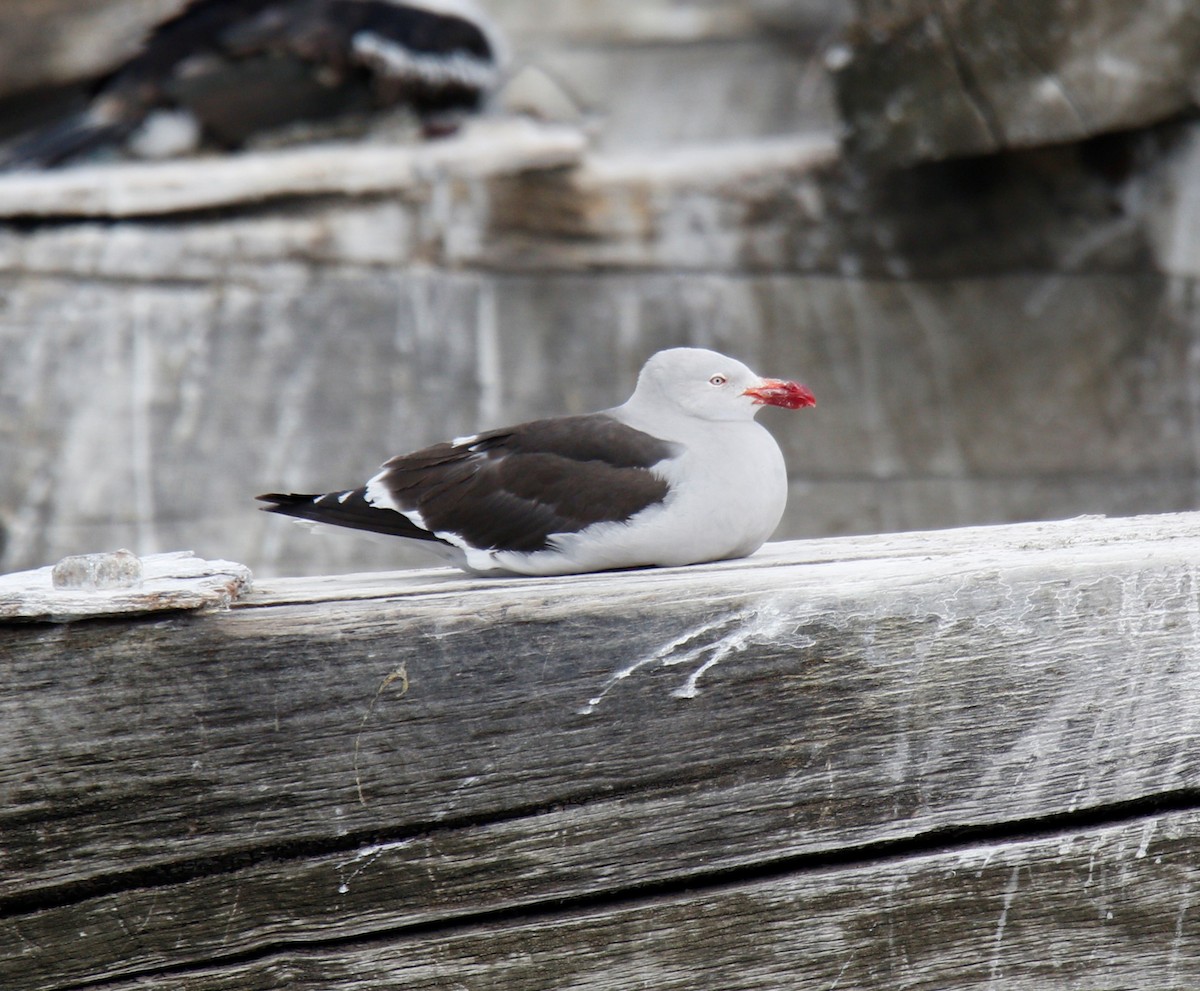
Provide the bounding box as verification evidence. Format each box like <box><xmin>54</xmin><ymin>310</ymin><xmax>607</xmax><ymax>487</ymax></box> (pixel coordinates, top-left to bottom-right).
<box><xmin>646</xmin><ymin>419</ymin><xmax>788</xmax><ymax>563</ymax></box>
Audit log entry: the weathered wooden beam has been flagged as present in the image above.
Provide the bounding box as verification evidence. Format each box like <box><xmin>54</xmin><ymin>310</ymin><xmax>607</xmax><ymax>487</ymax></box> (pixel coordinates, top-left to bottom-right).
<box><xmin>85</xmin><ymin>810</ymin><xmax>1200</xmax><ymax>991</ymax></box>
<box><xmin>2</xmin><ymin>512</ymin><xmax>1199</xmax><ymax>989</ymax></box>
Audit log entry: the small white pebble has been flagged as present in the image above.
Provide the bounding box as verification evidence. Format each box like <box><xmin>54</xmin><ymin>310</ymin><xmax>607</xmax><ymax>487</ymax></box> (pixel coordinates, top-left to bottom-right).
<box><xmin>51</xmin><ymin>549</ymin><xmax>142</xmax><ymax>591</ymax></box>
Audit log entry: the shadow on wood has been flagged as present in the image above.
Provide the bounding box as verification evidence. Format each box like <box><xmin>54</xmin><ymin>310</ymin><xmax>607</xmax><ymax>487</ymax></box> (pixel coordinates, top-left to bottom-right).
<box><xmin>2</xmin><ymin>512</ymin><xmax>1199</xmax><ymax>989</ymax></box>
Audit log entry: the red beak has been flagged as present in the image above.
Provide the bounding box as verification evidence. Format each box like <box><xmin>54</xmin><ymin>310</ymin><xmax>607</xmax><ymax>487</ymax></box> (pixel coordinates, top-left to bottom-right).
<box><xmin>743</xmin><ymin>378</ymin><xmax>816</xmax><ymax>410</ymax></box>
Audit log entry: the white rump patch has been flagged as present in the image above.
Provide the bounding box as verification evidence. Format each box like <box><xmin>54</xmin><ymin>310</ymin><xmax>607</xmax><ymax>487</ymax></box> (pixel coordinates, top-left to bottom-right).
<box><xmin>365</xmin><ymin>470</ymin><xmax>436</xmax><ymax>535</ymax></box>
<box><xmin>337</xmin><ymin>490</ymin><xmax>354</xmax><ymax>504</ymax></box>
<box><xmin>403</xmin><ymin>506</ymin><xmax>431</xmax><ymax>532</ymax></box>
<box><xmin>128</xmin><ymin>109</ymin><xmax>201</xmax><ymax>160</ymax></box>
<box><xmin>451</xmin><ymin>433</ymin><xmax>479</xmax><ymax>447</ymax></box>
<box><xmin>364</xmin><ymin>471</ymin><xmax>398</xmax><ymax>511</ymax></box>
<box><xmin>352</xmin><ymin>32</ymin><xmax>499</xmax><ymax>91</ymax></box>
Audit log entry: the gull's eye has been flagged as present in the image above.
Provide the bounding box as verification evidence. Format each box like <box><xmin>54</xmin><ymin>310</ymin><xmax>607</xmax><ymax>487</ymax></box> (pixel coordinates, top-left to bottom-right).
<box><xmin>709</xmin><ymin>374</ymin><xmax>728</xmax><ymax>387</ymax></box>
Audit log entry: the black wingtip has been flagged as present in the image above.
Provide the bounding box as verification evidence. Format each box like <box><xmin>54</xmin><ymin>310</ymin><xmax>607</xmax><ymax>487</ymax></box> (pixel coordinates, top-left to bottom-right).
<box><xmin>256</xmin><ymin>492</ymin><xmax>312</xmax><ymax>508</ymax></box>
<box><xmin>0</xmin><ymin>110</ymin><xmax>132</xmax><ymax>171</ymax></box>
<box><xmin>255</xmin><ymin>488</ymin><xmax>450</xmax><ymax>545</ymax></box>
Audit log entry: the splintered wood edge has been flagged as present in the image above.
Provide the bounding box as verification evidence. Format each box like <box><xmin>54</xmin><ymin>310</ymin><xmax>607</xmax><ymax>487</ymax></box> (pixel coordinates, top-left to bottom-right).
<box><xmin>0</xmin><ymin>117</ymin><xmax>587</xmax><ymax>218</ymax></box>
<box><xmin>0</xmin><ymin>551</ymin><xmax>253</xmax><ymax>622</ymax></box>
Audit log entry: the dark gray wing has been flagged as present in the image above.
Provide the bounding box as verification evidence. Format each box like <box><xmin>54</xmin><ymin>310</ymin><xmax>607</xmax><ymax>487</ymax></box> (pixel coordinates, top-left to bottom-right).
<box><xmin>256</xmin><ymin>487</ymin><xmax>451</xmax><ymax>545</ymax></box>
<box><xmin>371</xmin><ymin>413</ymin><xmax>679</xmax><ymax>553</ymax></box>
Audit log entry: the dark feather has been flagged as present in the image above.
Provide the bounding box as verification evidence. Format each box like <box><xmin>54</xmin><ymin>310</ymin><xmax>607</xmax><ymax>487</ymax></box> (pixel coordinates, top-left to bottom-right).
<box><xmin>344</xmin><ymin>1</ymin><xmax>494</xmax><ymax>59</ymax></box>
<box><xmin>256</xmin><ymin>488</ymin><xmax>450</xmax><ymax>544</ymax></box>
<box><xmin>2</xmin><ymin>0</ymin><xmax>499</xmax><ymax>169</ymax></box>
<box><xmin>0</xmin><ymin>109</ymin><xmax>133</xmax><ymax>170</ymax></box>
<box><xmin>375</xmin><ymin>414</ymin><xmax>678</xmax><ymax>553</ymax></box>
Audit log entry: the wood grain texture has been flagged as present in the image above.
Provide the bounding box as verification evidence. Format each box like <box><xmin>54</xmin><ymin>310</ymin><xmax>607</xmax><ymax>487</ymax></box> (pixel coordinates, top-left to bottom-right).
<box><xmin>87</xmin><ymin>809</ymin><xmax>1200</xmax><ymax>991</ymax></box>
<box><xmin>2</xmin><ymin>513</ymin><xmax>1199</xmax><ymax>989</ymax></box>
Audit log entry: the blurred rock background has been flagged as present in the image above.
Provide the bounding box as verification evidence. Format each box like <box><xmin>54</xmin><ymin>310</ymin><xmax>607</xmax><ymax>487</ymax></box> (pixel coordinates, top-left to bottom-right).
<box><xmin>0</xmin><ymin>0</ymin><xmax>1198</xmax><ymax>577</ymax></box>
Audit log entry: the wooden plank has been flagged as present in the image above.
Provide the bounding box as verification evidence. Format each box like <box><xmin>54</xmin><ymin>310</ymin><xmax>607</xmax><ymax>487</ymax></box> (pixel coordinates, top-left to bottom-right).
<box><xmin>2</xmin><ymin>513</ymin><xmax>1199</xmax><ymax>989</ymax></box>
<box><xmin>58</xmin><ymin>809</ymin><xmax>1200</xmax><ymax>990</ymax></box>
<box><xmin>240</xmin><ymin>510</ymin><xmax>1192</xmax><ymax>605</ymax></box>
<box><xmin>0</xmin><ymin>550</ymin><xmax>250</xmax><ymax>621</ymax></box>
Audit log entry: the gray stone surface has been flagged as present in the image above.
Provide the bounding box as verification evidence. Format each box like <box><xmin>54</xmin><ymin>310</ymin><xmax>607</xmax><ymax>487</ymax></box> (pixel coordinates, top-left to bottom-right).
<box><xmin>834</xmin><ymin>0</ymin><xmax>1200</xmax><ymax>167</ymax></box>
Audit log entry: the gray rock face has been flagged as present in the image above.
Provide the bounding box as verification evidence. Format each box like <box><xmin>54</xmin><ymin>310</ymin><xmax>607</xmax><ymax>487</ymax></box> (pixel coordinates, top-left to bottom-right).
<box><xmin>833</xmin><ymin>0</ymin><xmax>1200</xmax><ymax>167</ymax></box>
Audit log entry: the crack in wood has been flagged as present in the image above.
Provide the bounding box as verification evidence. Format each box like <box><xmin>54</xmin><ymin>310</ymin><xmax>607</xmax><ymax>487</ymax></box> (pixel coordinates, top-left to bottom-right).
<box><xmin>12</xmin><ymin>787</ymin><xmax>1200</xmax><ymax>991</ymax></box>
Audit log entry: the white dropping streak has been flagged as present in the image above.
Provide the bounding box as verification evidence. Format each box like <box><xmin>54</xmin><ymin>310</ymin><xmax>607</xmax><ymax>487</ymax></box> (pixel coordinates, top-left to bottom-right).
<box><xmin>475</xmin><ymin>282</ymin><xmax>501</xmax><ymax>427</ymax></box>
<box><xmin>989</xmin><ymin>866</ymin><xmax>1021</xmax><ymax>985</ymax></box>
<box><xmin>580</xmin><ymin>615</ymin><xmax>737</xmax><ymax>713</ymax></box>
<box><xmin>579</xmin><ymin>608</ymin><xmax>798</xmax><ymax>714</ymax></box>
<box><xmin>1135</xmin><ymin>819</ymin><xmax>1157</xmax><ymax>859</ymax></box>
<box><xmin>131</xmin><ymin>295</ymin><xmax>159</xmax><ymax>554</ymax></box>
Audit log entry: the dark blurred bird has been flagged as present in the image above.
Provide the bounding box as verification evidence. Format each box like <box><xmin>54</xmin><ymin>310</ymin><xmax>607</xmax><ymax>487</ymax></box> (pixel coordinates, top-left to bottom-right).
<box><xmin>1</xmin><ymin>0</ymin><xmax>504</xmax><ymax>169</ymax></box>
